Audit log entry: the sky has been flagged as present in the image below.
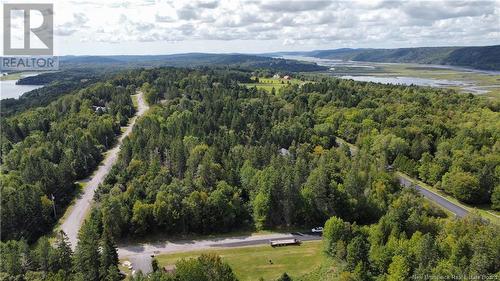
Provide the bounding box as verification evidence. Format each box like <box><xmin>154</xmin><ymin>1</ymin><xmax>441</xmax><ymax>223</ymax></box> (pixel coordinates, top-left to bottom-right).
<box><xmin>2</xmin><ymin>0</ymin><xmax>499</xmax><ymax>55</ymax></box>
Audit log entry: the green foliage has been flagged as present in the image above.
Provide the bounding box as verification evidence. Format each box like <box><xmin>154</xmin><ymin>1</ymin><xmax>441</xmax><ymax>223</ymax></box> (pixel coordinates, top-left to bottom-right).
<box><xmin>1</xmin><ymin>80</ymin><xmax>134</xmax><ymax>242</ymax></box>
<box><xmin>442</xmin><ymin>171</ymin><xmax>482</xmax><ymax>203</ymax></box>
<box><xmin>174</xmin><ymin>254</ymin><xmax>237</xmax><ymax>281</ymax></box>
<box><xmin>73</xmin><ymin>220</ymin><xmax>101</xmax><ymax>281</ymax></box>
<box><xmin>325</xmin><ymin>191</ymin><xmax>500</xmax><ymax>280</ymax></box>
<box><xmin>492</xmin><ymin>185</ymin><xmax>500</xmax><ymax>211</ymax></box>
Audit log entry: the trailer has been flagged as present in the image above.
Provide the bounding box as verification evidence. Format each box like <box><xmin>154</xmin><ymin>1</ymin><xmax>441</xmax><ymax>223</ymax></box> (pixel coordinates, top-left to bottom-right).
<box><xmin>270</xmin><ymin>238</ymin><xmax>301</xmax><ymax>247</ymax></box>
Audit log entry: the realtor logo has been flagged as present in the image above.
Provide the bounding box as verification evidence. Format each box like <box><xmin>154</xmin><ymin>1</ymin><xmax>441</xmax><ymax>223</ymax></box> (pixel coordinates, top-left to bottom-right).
<box><xmin>2</xmin><ymin>3</ymin><xmax>58</xmax><ymax>71</ymax></box>
<box><xmin>3</xmin><ymin>3</ymin><xmax>53</xmax><ymax>55</ymax></box>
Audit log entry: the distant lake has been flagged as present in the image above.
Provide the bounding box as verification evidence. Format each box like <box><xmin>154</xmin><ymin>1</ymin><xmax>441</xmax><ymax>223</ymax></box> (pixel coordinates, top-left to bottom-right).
<box><xmin>1</xmin><ymin>73</ymin><xmax>44</xmax><ymax>100</ymax></box>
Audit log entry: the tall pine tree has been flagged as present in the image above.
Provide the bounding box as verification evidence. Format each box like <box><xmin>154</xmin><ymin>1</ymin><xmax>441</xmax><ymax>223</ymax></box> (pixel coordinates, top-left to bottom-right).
<box><xmin>100</xmin><ymin>229</ymin><xmax>119</xmax><ymax>280</ymax></box>
<box><xmin>54</xmin><ymin>230</ymin><xmax>73</xmax><ymax>273</ymax></box>
<box><xmin>73</xmin><ymin>220</ymin><xmax>100</xmax><ymax>281</ymax></box>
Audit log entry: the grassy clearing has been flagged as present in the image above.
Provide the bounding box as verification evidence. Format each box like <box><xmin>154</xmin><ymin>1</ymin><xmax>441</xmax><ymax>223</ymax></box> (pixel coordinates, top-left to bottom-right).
<box><xmin>154</xmin><ymin>241</ymin><xmax>324</xmax><ymax>281</ymax></box>
<box><xmin>297</xmin><ymin>257</ymin><xmax>342</xmax><ymax>281</ymax></box>
<box><xmin>240</xmin><ymin>77</ymin><xmax>306</xmax><ymax>93</ymax></box>
<box><xmin>396</xmin><ymin>172</ymin><xmax>500</xmax><ymax>225</ymax></box>
<box><xmin>0</xmin><ymin>72</ymin><xmax>24</xmax><ymax>81</ymax></box>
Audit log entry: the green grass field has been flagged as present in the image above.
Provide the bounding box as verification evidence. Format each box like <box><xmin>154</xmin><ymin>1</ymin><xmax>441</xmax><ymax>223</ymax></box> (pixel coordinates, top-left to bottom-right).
<box><xmin>240</xmin><ymin>77</ymin><xmax>306</xmax><ymax>93</ymax></box>
<box><xmin>154</xmin><ymin>241</ymin><xmax>324</xmax><ymax>281</ymax></box>
<box><xmin>0</xmin><ymin>72</ymin><xmax>32</xmax><ymax>81</ymax></box>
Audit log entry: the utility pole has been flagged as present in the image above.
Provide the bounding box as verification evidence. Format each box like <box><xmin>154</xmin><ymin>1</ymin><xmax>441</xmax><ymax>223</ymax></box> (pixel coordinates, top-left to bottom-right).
<box><xmin>51</xmin><ymin>194</ymin><xmax>57</xmax><ymax>217</ymax></box>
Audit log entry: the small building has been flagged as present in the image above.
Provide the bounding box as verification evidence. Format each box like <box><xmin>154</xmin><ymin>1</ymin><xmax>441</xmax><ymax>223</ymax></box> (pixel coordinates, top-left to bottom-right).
<box><xmin>283</xmin><ymin>75</ymin><xmax>291</xmax><ymax>80</ymax></box>
<box><xmin>273</xmin><ymin>74</ymin><xmax>281</xmax><ymax>79</ymax></box>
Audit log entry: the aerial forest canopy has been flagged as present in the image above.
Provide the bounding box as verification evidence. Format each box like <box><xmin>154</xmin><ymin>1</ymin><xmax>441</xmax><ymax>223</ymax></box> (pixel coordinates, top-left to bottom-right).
<box><xmin>1</xmin><ymin>81</ymin><xmax>135</xmax><ymax>242</ymax></box>
<box><xmin>0</xmin><ymin>67</ymin><xmax>498</xmax><ymax>280</ymax></box>
<box><xmin>96</xmin><ymin>68</ymin><xmax>499</xmax><ymax>240</ymax></box>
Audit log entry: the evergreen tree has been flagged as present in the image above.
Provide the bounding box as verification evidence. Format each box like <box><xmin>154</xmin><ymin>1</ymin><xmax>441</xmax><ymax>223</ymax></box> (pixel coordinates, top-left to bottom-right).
<box><xmin>100</xmin><ymin>229</ymin><xmax>119</xmax><ymax>280</ymax></box>
<box><xmin>54</xmin><ymin>231</ymin><xmax>73</xmax><ymax>272</ymax></box>
<box><xmin>73</xmin><ymin>220</ymin><xmax>100</xmax><ymax>281</ymax></box>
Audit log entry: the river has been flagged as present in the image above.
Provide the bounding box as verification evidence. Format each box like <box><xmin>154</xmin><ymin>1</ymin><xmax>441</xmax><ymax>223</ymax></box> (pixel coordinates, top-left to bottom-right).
<box><xmin>0</xmin><ymin>73</ymin><xmax>44</xmax><ymax>100</ymax></box>
<box><xmin>282</xmin><ymin>56</ymin><xmax>500</xmax><ymax>95</ymax></box>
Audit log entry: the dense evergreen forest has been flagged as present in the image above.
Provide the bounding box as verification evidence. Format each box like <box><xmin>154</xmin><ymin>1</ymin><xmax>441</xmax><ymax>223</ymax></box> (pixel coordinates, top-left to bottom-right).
<box><xmin>1</xmin><ymin>81</ymin><xmax>135</xmax><ymax>242</ymax></box>
<box><xmin>96</xmin><ymin>68</ymin><xmax>499</xmax><ymax>240</ymax></box>
<box><xmin>0</xmin><ymin>67</ymin><xmax>498</xmax><ymax>280</ymax></box>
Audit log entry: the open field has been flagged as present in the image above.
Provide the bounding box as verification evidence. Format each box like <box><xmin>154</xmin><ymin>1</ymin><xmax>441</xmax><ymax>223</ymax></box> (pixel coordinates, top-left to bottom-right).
<box><xmin>240</xmin><ymin>77</ymin><xmax>305</xmax><ymax>93</ymax></box>
<box><xmin>0</xmin><ymin>72</ymin><xmax>42</xmax><ymax>81</ymax></box>
<box><xmin>152</xmin><ymin>240</ymin><xmax>324</xmax><ymax>281</ymax></box>
<box><xmin>0</xmin><ymin>72</ymin><xmax>24</xmax><ymax>81</ymax></box>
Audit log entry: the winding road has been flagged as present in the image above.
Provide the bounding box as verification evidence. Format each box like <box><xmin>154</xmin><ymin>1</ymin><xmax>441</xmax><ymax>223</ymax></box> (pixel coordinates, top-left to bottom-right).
<box><xmin>60</xmin><ymin>91</ymin><xmax>148</xmax><ymax>249</ymax></box>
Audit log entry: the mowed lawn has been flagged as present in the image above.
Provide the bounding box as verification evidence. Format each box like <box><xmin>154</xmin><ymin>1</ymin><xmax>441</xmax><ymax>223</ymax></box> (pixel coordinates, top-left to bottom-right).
<box><xmin>156</xmin><ymin>240</ymin><xmax>324</xmax><ymax>281</ymax></box>
<box><xmin>240</xmin><ymin>77</ymin><xmax>305</xmax><ymax>93</ymax></box>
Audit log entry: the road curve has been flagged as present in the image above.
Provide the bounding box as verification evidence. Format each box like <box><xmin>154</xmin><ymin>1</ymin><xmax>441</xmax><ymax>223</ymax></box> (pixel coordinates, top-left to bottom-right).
<box><xmin>60</xmin><ymin>91</ymin><xmax>149</xmax><ymax>249</ymax></box>
<box><xmin>118</xmin><ymin>232</ymin><xmax>321</xmax><ymax>274</ymax></box>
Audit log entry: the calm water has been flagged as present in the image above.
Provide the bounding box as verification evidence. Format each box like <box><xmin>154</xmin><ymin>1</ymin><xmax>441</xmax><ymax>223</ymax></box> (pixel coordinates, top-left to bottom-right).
<box><xmin>0</xmin><ymin>73</ymin><xmax>44</xmax><ymax>100</ymax></box>
<box><xmin>282</xmin><ymin>55</ymin><xmax>499</xmax><ymax>94</ymax></box>
<box><xmin>339</xmin><ymin>75</ymin><xmax>469</xmax><ymax>87</ymax></box>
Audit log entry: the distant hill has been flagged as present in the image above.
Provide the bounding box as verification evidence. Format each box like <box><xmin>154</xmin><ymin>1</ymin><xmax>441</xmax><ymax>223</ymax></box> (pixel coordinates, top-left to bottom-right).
<box><xmin>265</xmin><ymin>45</ymin><xmax>500</xmax><ymax>71</ymax></box>
<box><xmin>60</xmin><ymin>53</ymin><xmax>328</xmax><ymax>72</ymax></box>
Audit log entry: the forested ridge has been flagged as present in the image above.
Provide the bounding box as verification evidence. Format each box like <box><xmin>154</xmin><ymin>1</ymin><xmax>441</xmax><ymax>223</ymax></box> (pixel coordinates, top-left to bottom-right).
<box><xmin>0</xmin><ymin>67</ymin><xmax>499</xmax><ymax>280</ymax></box>
<box><xmin>268</xmin><ymin>45</ymin><xmax>500</xmax><ymax>70</ymax></box>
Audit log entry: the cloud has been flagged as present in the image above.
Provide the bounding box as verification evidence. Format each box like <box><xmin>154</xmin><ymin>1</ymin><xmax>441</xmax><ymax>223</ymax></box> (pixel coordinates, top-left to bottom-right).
<box><xmin>259</xmin><ymin>0</ymin><xmax>332</xmax><ymax>12</ymax></box>
<box><xmin>402</xmin><ymin>1</ymin><xmax>495</xmax><ymax>20</ymax></box>
<box><xmin>54</xmin><ymin>0</ymin><xmax>500</xmax><ymax>50</ymax></box>
<box><xmin>155</xmin><ymin>13</ymin><xmax>176</xmax><ymax>22</ymax></box>
<box><xmin>196</xmin><ymin>1</ymin><xmax>219</xmax><ymax>9</ymax></box>
<box><xmin>177</xmin><ymin>6</ymin><xmax>198</xmax><ymax>20</ymax></box>
<box><xmin>55</xmin><ymin>12</ymin><xmax>89</xmax><ymax>36</ymax></box>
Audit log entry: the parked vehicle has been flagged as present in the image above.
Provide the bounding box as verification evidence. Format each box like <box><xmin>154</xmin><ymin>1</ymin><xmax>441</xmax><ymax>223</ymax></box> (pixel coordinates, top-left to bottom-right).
<box><xmin>270</xmin><ymin>238</ymin><xmax>301</xmax><ymax>247</ymax></box>
<box><xmin>311</xmin><ymin>227</ymin><xmax>323</xmax><ymax>233</ymax></box>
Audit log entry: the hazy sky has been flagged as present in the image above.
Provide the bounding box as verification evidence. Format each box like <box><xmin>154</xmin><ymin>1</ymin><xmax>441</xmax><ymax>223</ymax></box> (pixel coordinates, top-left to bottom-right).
<box><xmin>3</xmin><ymin>0</ymin><xmax>500</xmax><ymax>55</ymax></box>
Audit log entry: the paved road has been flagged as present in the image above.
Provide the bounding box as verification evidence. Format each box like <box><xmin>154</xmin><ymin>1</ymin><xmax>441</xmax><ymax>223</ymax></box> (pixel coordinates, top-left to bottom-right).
<box><xmin>119</xmin><ymin>232</ymin><xmax>321</xmax><ymax>275</ymax></box>
<box><xmin>398</xmin><ymin>176</ymin><xmax>468</xmax><ymax>218</ymax></box>
<box><xmin>60</xmin><ymin>92</ymin><xmax>148</xmax><ymax>249</ymax></box>
<box><xmin>336</xmin><ymin>137</ymin><xmax>470</xmax><ymax>218</ymax></box>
